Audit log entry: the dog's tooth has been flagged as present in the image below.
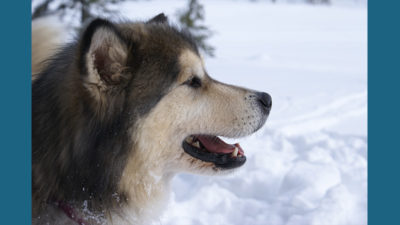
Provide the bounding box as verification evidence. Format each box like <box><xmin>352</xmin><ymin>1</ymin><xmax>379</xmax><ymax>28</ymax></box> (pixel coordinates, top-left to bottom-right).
<box><xmin>186</xmin><ymin>136</ymin><xmax>194</xmax><ymax>143</ymax></box>
<box><xmin>232</xmin><ymin>147</ymin><xmax>238</xmax><ymax>157</ymax></box>
<box><xmin>192</xmin><ymin>141</ymin><xmax>201</xmax><ymax>148</ymax></box>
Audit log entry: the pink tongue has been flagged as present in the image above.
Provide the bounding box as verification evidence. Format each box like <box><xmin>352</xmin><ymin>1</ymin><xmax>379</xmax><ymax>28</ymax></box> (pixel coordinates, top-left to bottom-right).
<box><xmin>196</xmin><ymin>135</ymin><xmax>244</xmax><ymax>155</ymax></box>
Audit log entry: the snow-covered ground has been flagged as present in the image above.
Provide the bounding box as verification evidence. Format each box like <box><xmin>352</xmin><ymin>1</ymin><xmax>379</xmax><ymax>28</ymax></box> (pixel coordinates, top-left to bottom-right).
<box><xmin>116</xmin><ymin>1</ymin><xmax>367</xmax><ymax>225</ymax></box>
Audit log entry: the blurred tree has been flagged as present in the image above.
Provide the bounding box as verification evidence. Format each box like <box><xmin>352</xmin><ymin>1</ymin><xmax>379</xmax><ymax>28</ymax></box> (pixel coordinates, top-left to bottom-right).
<box><xmin>176</xmin><ymin>0</ymin><xmax>215</xmax><ymax>57</ymax></box>
<box><xmin>307</xmin><ymin>0</ymin><xmax>330</xmax><ymax>4</ymax></box>
<box><xmin>32</xmin><ymin>0</ymin><xmax>215</xmax><ymax>56</ymax></box>
<box><xmin>32</xmin><ymin>0</ymin><xmax>127</xmax><ymax>23</ymax></box>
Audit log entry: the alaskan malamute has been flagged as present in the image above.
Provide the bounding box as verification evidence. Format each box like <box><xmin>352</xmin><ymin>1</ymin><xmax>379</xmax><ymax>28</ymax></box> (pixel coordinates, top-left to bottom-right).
<box><xmin>32</xmin><ymin>13</ymin><xmax>272</xmax><ymax>224</ymax></box>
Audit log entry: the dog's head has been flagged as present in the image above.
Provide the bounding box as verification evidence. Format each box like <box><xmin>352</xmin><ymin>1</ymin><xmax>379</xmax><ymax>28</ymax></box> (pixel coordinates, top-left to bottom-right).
<box><xmin>78</xmin><ymin>14</ymin><xmax>271</xmax><ymax>179</ymax></box>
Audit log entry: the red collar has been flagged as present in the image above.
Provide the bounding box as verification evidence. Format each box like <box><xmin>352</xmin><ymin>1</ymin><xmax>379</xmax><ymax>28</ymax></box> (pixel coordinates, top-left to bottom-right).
<box><xmin>57</xmin><ymin>201</ymin><xmax>88</xmax><ymax>225</ymax></box>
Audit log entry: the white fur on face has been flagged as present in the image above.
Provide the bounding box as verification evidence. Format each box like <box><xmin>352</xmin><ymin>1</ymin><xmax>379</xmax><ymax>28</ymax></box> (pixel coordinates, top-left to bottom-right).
<box><xmin>177</xmin><ymin>50</ymin><xmax>205</xmax><ymax>82</ymax></box>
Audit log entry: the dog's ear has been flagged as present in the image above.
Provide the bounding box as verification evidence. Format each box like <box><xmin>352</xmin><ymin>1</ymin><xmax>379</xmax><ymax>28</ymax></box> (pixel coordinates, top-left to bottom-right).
<box><xmin>79</xmin><ymin>19</ymin><xmax>129</xmax><ymax>86</ymax></box>
<box><xmin>147</xmin><ymin>13</ymin><xmax>168</xmax><ymax>24</ymax></box>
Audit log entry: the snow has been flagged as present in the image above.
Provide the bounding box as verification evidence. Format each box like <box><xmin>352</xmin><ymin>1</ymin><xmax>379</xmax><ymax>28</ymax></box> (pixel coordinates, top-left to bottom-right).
<box><xmin>115</xmin><ymin>1</ymin><xmax>368</xmax><ymax>224</ymax></box>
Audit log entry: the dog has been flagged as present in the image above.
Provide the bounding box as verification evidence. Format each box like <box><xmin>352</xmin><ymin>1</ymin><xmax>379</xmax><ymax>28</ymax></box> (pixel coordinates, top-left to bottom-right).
<box><xmin>32</xmin><ymin>13</ymin><xmax>272</xmax><ymax>225</ymax></box>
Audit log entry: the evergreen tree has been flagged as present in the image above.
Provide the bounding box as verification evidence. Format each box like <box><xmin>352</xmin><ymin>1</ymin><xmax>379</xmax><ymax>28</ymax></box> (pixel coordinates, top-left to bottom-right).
<box><xmin>32</xmin><ymin>0</ymin><xmax>127</xmax><ymax>24</ymax></box>
<box><xmin>177</xmin><ymin>0</ymin><xmax>215</xmax><ymax>57</ymax></box>
<box><xmin>307</xmin><ymin>0</ymin><xmax>330</xmax><ymax>4</ymax></box>
<box><xmin>32</xmin><ymin>0</ymin><xmax>215</xmax><ymax>56</ymax></box>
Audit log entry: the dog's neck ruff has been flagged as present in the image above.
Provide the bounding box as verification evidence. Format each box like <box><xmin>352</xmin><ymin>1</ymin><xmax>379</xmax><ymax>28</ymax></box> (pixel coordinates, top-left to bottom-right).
<box><xmin>56</xmin><ymin>201</ymin><xmax>88</xmax><ymax>225</ymax></box>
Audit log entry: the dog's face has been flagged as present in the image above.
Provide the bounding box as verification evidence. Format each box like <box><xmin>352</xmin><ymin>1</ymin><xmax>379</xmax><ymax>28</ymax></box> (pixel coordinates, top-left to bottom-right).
<box><xmin>134</xmin><ymin>49</ymin><xmax>271</xmax><ymax>175</ymax></box>
<box><xmin>80</xmin><ymin>15</ymin><xmax>271</xmax><ymax>183</ymax></box>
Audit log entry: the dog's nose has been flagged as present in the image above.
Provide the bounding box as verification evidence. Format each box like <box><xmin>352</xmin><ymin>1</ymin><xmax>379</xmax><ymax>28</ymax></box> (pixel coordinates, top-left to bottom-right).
<box><xmin>257</xmin><ymin>92</ymin><xmax>272</xmax><ymax>111</ymax></box>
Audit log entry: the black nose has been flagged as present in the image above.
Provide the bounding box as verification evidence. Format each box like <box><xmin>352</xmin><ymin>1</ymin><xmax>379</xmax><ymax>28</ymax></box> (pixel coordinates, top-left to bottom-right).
<box><xmin>257</xmin><ymin>92</ymin><xmax>272</xmax><ymax>111</ymax></box>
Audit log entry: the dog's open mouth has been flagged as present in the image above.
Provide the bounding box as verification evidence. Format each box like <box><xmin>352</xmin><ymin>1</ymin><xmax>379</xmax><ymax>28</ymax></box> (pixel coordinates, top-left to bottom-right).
<box><xmin>182</xmin><ymin>135</ymin><xmax>246</xmax><ymax>169</ymax></box>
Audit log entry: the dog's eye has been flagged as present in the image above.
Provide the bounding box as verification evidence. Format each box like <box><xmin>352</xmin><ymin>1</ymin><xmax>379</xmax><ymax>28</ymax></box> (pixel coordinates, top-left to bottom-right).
<box><xmin>187</xmin><ymin>76</ymin><xmax>202</xmax><ymax>88</ymax></box>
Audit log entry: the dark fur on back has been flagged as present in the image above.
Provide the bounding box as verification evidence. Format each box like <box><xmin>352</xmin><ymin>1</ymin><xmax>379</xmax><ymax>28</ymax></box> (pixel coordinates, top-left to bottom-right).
<box><xmin>32</xmin><ymin>15</ymin><xmax>199</xmax><ymax>216</ymax></box>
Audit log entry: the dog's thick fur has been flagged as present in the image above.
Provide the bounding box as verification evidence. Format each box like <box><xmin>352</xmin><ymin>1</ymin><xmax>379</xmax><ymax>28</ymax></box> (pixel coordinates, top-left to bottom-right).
<box><xmin>32</xmin><ymin>14</ymin><xmax>271</xmax><ymax>225</ymax></box>
<box><xmin>31</xmin><ymin>17</ymin><xmax>68</xmax><ymax>80</ymax></box>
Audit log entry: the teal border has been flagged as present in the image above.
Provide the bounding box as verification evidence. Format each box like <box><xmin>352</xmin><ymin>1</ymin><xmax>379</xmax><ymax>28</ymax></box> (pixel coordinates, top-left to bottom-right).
<box><xmin>0</xmin><ymin>1</ymin><xmax>31</xmax><ymax>224</ymax></box>
<box><xmin>369</xmin><ymin>1</ymin><xmax>400</xmax><ymax>224</ymax></box>
<box><xmin>1</xmin><ymin>1</ymin><xmax>398</xmax><ymax>224</ymax></box>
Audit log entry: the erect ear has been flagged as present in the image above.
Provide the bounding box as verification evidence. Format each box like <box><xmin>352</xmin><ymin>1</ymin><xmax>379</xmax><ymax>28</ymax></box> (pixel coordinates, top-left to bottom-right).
<box><xmin>79</xmin><ymin>19</ymin><xmax>129</xmax><ymax>86</ymax></box>
<box><xmin>147</xmin><ymin>13</ymin><xmax>168</xmax><ymax>24</ymax></box>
